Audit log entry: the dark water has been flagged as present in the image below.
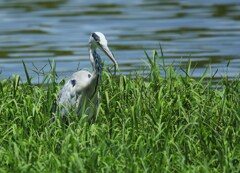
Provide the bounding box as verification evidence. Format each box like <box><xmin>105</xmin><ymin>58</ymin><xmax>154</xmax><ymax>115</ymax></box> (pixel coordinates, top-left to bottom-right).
<box><xmin>0</xmin><ymin>0</ymin><xmax>240</xmax><ymax>81</ymax></box>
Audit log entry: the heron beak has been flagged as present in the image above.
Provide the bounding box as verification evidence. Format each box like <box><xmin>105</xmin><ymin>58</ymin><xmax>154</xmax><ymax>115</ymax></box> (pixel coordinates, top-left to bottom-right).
<box><xmin>101</xmin><ymin>44</ymin><xmax>118</xmax><ymax>72</ymax></box>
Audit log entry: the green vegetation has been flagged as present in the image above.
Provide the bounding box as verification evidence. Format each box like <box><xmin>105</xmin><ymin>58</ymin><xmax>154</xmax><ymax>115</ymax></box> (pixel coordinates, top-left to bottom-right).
<box><xmin>0</xmin><ymin>50</ymin><xmax>240</xmax><ymax>172</ymax></box>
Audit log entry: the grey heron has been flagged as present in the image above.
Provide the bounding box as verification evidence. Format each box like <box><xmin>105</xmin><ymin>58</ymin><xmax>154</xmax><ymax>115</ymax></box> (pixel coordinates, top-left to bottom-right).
<box><xmin>55</xmin><ymin>32</ymin><xmax>117</xmax><ymax>121</ymax></box>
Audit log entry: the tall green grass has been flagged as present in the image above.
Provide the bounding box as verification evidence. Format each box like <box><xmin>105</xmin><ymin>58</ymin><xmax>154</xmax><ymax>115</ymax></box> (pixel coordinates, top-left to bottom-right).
<box><xmin>0</xmin><ymin>50</ymin><xmax>240</xmax><ymax>172</ymax></box>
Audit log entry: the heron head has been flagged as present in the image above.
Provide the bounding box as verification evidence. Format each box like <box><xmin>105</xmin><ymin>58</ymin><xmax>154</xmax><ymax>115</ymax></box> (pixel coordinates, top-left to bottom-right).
<box><xmin>89</xmin><ymin>32</ymin><xmax>118</xmax><ymax>67</ymax></box>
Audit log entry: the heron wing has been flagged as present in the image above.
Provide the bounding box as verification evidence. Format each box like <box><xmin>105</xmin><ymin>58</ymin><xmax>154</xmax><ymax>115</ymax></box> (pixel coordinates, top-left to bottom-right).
<box><xmin>56</xmin><ymin>70</ymin><xmax>93</xmax><ymax>115</ymax></box>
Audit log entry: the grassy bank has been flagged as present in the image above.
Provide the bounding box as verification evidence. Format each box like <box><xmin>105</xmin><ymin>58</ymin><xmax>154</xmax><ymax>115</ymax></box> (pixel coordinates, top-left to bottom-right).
<box><xmin>0</xmin><ymin>50</ymin><xmax>240</xmax><ymax>172</ymax></box>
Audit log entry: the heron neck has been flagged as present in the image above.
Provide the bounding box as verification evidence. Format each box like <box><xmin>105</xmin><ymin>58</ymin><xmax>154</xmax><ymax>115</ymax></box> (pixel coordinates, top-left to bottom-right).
<box><xmin>89</xmin><ymin>48</ymin><xmax>102</xmax><ymax>78</ymax></box>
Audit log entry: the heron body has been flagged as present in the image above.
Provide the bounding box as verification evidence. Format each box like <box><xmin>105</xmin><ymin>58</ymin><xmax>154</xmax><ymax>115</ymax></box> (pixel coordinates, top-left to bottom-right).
<box><xmin>56</xmin><ymin>32</ymin><xmax>117</xmax><ymax>120</ymax></box>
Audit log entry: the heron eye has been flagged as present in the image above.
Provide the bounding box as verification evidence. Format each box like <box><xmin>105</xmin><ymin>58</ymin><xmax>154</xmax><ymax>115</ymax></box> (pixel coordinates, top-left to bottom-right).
<box><xmin>92</xmin><ymin>33</ymin><xmax>100</xmax><ymax>42</ymax></box>
<box><xmin>88</xmin><ymin>74</ymin><xmax>91</xmax><ymax>78</ymax></box>
<box><xmin>71</xmin><ymin>79</ymin><xmax>76</xmax><ymax>87</ymax></box>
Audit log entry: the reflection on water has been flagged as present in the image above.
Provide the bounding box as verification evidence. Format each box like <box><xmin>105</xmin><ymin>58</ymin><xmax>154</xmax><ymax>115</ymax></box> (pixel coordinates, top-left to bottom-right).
<box><xmin>0</xmin><ymin>0</ymin><xmax>240</xmax><ymax>80</ymax></box>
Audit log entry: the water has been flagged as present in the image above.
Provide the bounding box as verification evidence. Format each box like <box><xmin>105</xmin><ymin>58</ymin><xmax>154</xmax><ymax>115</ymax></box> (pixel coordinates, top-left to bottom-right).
<box><xmin>0</xmin><ymin>0</ymin><xmax>240</xmax><ymax>81</ymax></box>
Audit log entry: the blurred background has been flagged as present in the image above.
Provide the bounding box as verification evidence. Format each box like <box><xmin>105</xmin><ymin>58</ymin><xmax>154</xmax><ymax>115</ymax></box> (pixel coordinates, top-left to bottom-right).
<box><xmin>0</xmin><ymin>0</ymin><xmax>240</xmax><ymax>81</ymax></box>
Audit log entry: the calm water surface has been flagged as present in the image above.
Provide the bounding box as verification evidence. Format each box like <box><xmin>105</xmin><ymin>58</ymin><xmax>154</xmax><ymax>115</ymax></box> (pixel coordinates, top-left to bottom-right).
<box><xmin>0</xmin><ymin>0</ymin><xmax>240</xmax><ymax>81</ymax></box>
